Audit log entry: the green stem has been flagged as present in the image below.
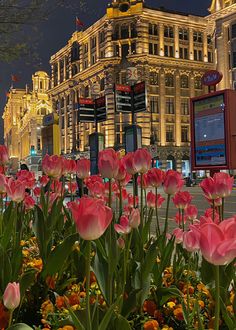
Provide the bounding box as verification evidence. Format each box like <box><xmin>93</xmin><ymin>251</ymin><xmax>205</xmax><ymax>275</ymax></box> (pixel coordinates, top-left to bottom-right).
<box><xmin>214</xmin><ymin>265</ymin><xmax>220</xmax><ymax>330</ymax></box>
<box><xmin>132</xmin><ymin>175</ymin><xmax>136</xmax><ymax>208</ymax></box>
<box><xmin>69</xmin><ymin>174</ymin><xmax>73</xmax><ymax>201</ymax></box>
<box><xmin>182</xmin><ymin>209</ymin><xmax>185</xmax><ymax>232</ymax></box>
<box><xmin>85</xmin><ymin>241</ymin><xmax>92</xmax><ymax>330</ymax></box>
<box><xmin>155</xmin><ymin>187</ymin><xmax>160</xmax><ymax>235</ymax></box>
<box><xmin>212</xmin><ymin>199</ymin><xmax>215</xmax><ymax>222</ymax></box>
<box><xmin>163</xmin><ymin>194</ymin><xmax>171</xmax><ymax>238</ymax></box>
<box><xmin>8</xmin><ymin>309</ymin><xmax>13</xmax><ymax>328</ymax></box>
<box><xmin>186</xmin><ymin>253</ymin><xmax>191</xmax><ymax>329</ymax></box>
<box><xmin>108</xmin><ymin>179</ymin><xmax>113</xmax><ymax>305</ymax></box>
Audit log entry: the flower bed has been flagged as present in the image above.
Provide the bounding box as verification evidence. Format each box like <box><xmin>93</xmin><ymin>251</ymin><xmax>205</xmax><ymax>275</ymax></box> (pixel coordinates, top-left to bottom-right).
<box><xmin>0</xmin><ymin>146</ymin><xmax>235</xmax><ymax>330</ymax></box>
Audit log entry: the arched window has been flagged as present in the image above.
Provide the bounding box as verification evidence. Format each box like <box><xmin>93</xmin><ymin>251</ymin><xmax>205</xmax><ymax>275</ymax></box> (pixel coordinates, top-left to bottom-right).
<box><xmin>194</xmin><ymin>76</ymin><xmax>202</xmax><ymax>90</ymax></box>
<box><xmin>165</xmin><ymin>73</ymin><xmax>174</xmax><ymax>87</ymax></box>
<box><xmin>71</xmin><ymin>42</ymin><xmax>80</xmax><ymax>62</ymax></box>
<box><xmin>180</xmin><ymin>75</ymin><xmax>189</xmax><ymax>88</ymax></box>
<box><xmin>121</xmin><ymin>24</ymin><xmax>129</xmax><ymax>39</ymax></box>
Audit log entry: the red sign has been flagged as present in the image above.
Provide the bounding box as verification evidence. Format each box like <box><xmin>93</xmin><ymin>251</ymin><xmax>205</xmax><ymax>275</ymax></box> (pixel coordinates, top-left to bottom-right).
<box><xmin>202</xmin><ymin>70</ymin><xmax>223</xmax><ymax>86</ymax></box>
<box><xmin>115</xmin><ymin>84</ymin><xmax>132</xmax><ymax>92</ymax></box>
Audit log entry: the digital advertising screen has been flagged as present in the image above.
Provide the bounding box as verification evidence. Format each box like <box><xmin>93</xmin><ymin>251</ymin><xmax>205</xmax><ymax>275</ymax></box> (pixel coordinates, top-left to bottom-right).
<box><xmin>192</xmin><ymin>93</ymin><xmax>227</xmax><ymax>168</ymax></box>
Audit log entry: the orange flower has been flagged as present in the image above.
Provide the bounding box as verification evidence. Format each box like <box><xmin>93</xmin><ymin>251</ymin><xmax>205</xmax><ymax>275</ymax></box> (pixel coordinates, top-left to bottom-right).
<box><xmin>173</xmin><ymin>306</ymin><xmax>184</xmax><ymax>321</ymax></box>
<box><xmin>56</xmin><ymin>296</ymin><xmax>65</xmax><ymax>309</ymax></box>
<box><xmin>46</xmin><ymin>276</ymin><xmax>56</xmax><ymax>289</ymax></box>
<box><xmin>143</xmin><ymin>300</ymin><xmax>157</xmax><ymax>316</ymax></box>
<box><xmin>68</xmin><ymin>293</ymin><xmax>80</xmax><ymax>306</ymax></box>
<box><xmin>143</xmin><ymin>320</ymin><xmax>159</xmax><ymax>330</ymax></box>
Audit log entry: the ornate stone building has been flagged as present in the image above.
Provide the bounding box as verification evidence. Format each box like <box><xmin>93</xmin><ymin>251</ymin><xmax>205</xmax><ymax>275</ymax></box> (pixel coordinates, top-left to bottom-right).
<box><xmin>3</xmin><ymin>71</ymin><xmax>52</xmax><ymax>172</ymax></box>
<box><xmin>49</xmin><ymin>0</ymin><xmax>215</xmax><ymax>175</ymax></box>
<box><xmin>207</xmin><ymin>0</ymin><xmax>236</xmax><ymax>90</ymax></box>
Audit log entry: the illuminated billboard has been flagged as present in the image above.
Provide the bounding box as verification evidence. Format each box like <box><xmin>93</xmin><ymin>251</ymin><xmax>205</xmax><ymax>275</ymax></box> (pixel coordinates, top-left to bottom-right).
<box><xmin>193</xmin><ymin>93</ymin><xmax>226</xmax><ymax>167</ymax></box>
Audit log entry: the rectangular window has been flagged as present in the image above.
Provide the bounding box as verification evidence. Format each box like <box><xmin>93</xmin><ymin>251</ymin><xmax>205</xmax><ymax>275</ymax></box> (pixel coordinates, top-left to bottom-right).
<box><xmin>179</xmin><ymin>28</ymin><xmax>188</xmax><ymax>40</ymax></box>
<box><xmin>233</xmin><ymin>52</ymin><xmax>236</xmax><ymax>68</ymax></box>
<box><xmin>149</xmin><ymin>43</ymin><xmax>158</xmax><ymax>55</ymax></box>
<box><xmin>114</xmin><ymin>44</ymin><xmax>119</xmax><ymax>56</ymax></box>
<box><xmin>91</xmin><ymin>53</ymin><xmax>96</xmax><ymax>65</ymax></box>
<box><xmin>181</xmin><ymin>126</ymin><xmax>189</xmax><ymax>142</ymax></box>
<box><xmin>131</xmin><ymin>42</ymin><xmax>136</xmax><ymax>54</ymax></box>
<box><xmin>166</xmin><ymin>125</ymin><xmax>174</xmax><ymax>142</ymax></box>
<box><xmin>193</xmin><ymin>31</ymin><xmax>203</xmax><ymax>43</ymax></box>
<box><xmin>179</xmin><ymin>47</ymin><xmax>188</xmax><ymax>59</ymax></box>
<box><xmin>100</xmin><ymin>49</ymin><xmax>105</xmax><ymax>58</ymax></box>
<box><xmin>194</xmin><ymin>49</ymin><xmax>203</xmax><ymax>61</ymax></box>
<box><xmin>150</xmin><ymin>96</ymin><xmax>159</xmax><ymax>113</ymax></box>
<box><xmin>164</xmin><ymin>45</ymin><xmax>174</xmax><ymax>57</ymax></box>
<box><xmin>166</xmin><ymin>97</ymin><xmax>175</xmax><ymax>114</ymax></box>
<box><xmin>208</xmin><ymin>51</ymin><xmax>213</xmax><ymax>63</ymax></box>
<box><xmin>91</xmin><ymin>36</ymin><xmax>96</xmax><ymax>49</ymax></box>
<box><xmin>164</xmin><ymin>26</ymin><xmax>174</xmax><ymax>38</ymax></box>
<box><xmin>232</xmin><ymin>24</ymin><xmax>236</xmax><ymax>39</ymax></box>
<box><xmin>181</xmin><ymin>99</ymin><xmax>189</xmax><ymax>115</ymax></box>
<box><xmin>149</xmin><ymin>23</ymin><xmax>158</xmax><ymax>36</ymax></box>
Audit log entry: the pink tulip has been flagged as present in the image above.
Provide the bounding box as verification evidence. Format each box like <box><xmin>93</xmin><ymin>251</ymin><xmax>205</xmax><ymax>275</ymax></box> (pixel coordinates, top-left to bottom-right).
<box><xmin>129</xmin><ymin>208</ymin><xmax>140</xmax><ymax>229</ymax></box>
<box><xmin>67</xmin><ymin>182</ymin><xmax>77</xmax><ymax>194</ymax></box>
<box><xmin>133</xmin><ymin>148</ymin><xmax>152</xmax><ymax>174</ymax></box>
<box><xmin>0</xmin><ymin>174</ymin><xmax>7</xmax><ymax>194</ymax></box>
<box><xmin>42</xmin><ymin>154</ymin><xmax>63</xmax><ymax>179</ymax></box>
<box><xmin>147</xmin><ymin>191</ymin><xmax>165</xmax><ymax>209</ymax></box>
<box><xmin>183</xmin><ymin>230</ymin><xmax>200</xmax><ymax>252</ymax></box>
<box><xmin>98</xmin><ymin>148</ymin><xmax>119</xmax><ymax>179</ymax></box>
<box><xmin>77</xmin><ymin>158</ymin><xmax>90</xmax><ymax>179</ymax></box>
<box><xmin>115</xmin><ymin>159</ymin><xmax>127</xmax><ymax>181</ymax></box>
<box><xmin>33</xmin><ymin>186</ymin><xmax>41</xmax><ymax>197</ymax></box>
<box><xmin>85</xmin><ymin>175</ymin><xmax>105</xmax><ymax>198</ymax></box>
<box><xmin>123</xmin><ymin>152</ymin><xmax>137</xmax><ymax>175</ymax></box>
<box><xmin>147</xmin><ymin>191</ymin><xmax>156</xmax><ymax>208</ymax></box>
<box><xmin>119</xmin><ymin>172</ymin><xmax>132</xmax><ymax>187</ymax></box>
<box><xmin>137</xmin><ymin>173</ymin><xmax>149</xmax><ymax>189</ymax></box>
<box><xmin>16</xmin><ymin>170</ymin><xmax>35</xmax><ymax>189</ymax></box>
<box><xmin>174</xmin><ymin>212</ymin><xmax>188</xmax><ymax>226</ymax></box>
<box><xmin>24</xmin><ymin>195</ymin><xmax>35</xmax><ymax>210</ymax></box>
<box><xmin>5</xmin><ymin>178</ymin><xmax>25</xmax><ymax>203</ymax></box>
<box><xmin>204</xmin><ymin>208</ymin><xmax>220</xmax><ymax>224</ymax></box>
<box><xmin>172</xmin><ymin>191</ymin><xmax>192</xmax><ymax>210</ymax></box>
<box><xmin>200</xmin><ymin>177</ymin><xmax>218</xmax><ymax>200</ymax></box>
<box><xmin>173</xmin><ymin>228</ymin><xmax>184</xmax><ymax>244</ymax></box>
<box><xmin>0</xmin><ymin>145</ymin><xmax>9</xmax><ymax>165</ymax></box>
<box><xmin>147</xmin><ymin>168</ymin><xmax>164</xmax><ymax>188</ymax></box>
<box><xmin>40</xmin><ymin>175</ymin><xmax>49</xmax><ymax>187</ymax></box>
<box><xmin>3</xmin><ymin>282</ymin><xmax>20</xmax><ymax>310</ymax></box>
<box><xmin>127</xmin><ymin>194</ymin><xmax>139</xmax><ymax>208</ymax></box>
<box><xmin>114</xmin><ymin>215</ymin><xmax>131</xmax><ymax>234</ymax></box>
<box><xmin>163</xmin><ymin>170</ymin><xmax>184</xmax><ymax>195</ymax></box>
<box><xmin>199</xmin><ymin>220</ymin><xmax>236</xmax><ymax>265</ymax></box>
<box><xmin>117</xmin><ymin>237</ymin><xmax>125</xmax><ymax>249</ymax></box>
<box><xmin>62</xmin><ymin>159</ymin><xmax>77</xmax><ymax>175</ymax></box>
<box><xmin>213</xmin><ymin>172</ymin><xmax>234</xmax><ymax>198</ymax></box>
<box><xmin>185</xmin><ymin>204</ymin><xmax>198</xmax><ymax>221</ymax></box>
<box><xmin>69</xmin><ymin>197</ymin><xmax>113</xmax><ymax>240</ymax></box>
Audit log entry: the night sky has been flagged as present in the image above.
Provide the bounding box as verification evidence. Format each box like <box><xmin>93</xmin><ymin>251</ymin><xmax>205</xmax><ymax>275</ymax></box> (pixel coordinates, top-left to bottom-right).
<box><xmin>0</xmin><ymin>0</ymin><xmax>211</xmax><ymax>144</ymax></box>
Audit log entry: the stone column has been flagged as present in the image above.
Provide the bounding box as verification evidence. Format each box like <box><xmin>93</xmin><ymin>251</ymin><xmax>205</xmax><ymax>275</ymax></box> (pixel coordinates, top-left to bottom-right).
<box><xmin>174</xmin><ymin>26</ymin><xmax>179</xmax><ymax>58</ymax></box>
<box><xmin>175</xmin><ymin>70</ymin><xmax>181</xmax><ymax>146</ymax></box>
<box><xmin>159</xmin><ymin>23</ymin><xmax>164</xmax><ymax>56</ymax></box>
<box><xmin>159</xmin><ymin>68</ymin><xmax>166</xmax><ymax>145</ymax></box>
<box><xmin>189</xmin><ymin>28</ymin><xmax>194</xmax><ymax>60</ymax></box>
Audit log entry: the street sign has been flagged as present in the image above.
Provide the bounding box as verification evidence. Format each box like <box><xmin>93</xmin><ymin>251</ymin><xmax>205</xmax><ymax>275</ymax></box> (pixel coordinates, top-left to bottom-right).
<box><xmin>133</xmin><ymin>81</ymin><xmax>146</xmax><ymax>113</ymax></box>
<box><xmin>95</xmin><ymin>96</ymin><xmax>106</xmax><ymax>122</ymax></box>
<box><xmin>91</xmin><ymin>83</ymin><xmax>100</xmax><ymax>95</ymax></box>
<box><xmin>115</xmin><ymin>84</ymin><xmax>132</xmax><ymax>113</ymax></box>
<box><xmin>77</xmin><ymin>98</ymin><xmax>95</xmax><ymax>123</ymax></box>
<box><xmin>43</xmin><ymin>113</ymin><xmax>59</xmax><ymax>126</ymax></box>
<box><xmin>202</xmin><ymin>70</ymin><xmax>223</xmax><ymax>87</ymax></box>
<box><xmin>114</xmin><ymin>82</ymin><xmax>146</xmax><ymax>113</ymax></box>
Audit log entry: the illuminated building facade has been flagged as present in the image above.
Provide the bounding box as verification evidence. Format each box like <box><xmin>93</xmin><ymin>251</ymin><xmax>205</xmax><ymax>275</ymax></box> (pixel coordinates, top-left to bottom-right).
<box><xmin>3</xmin><ymin>71</ymin><xmax>52</xmax><ymax>172</ymax></box>
<box><xmin>49</xmin><ymin>0</ymin><xmax>215</xmax><ymax>174</ymax></box>
<box><xmin>207</xmin><ymin>0</ymin><xmax>236</xmax><ymax>90</ymax></box>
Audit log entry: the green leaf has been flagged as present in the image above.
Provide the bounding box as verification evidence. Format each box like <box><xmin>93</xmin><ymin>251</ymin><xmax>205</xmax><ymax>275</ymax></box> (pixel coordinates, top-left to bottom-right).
<box><xmin>122</xmin><ymin>289</ymin><xmax>141</xmax><ymax>318</ymax></box>
<box><xmin>64</xmin><ymin>299</ymin><xmax>85</xmax><ymax>330</ymax></box>
<box><xmin>7</xmin><ymin>323</ymin><xmax>33</xmax><ymax>330</ymax></box>
<box><xmin>1</xmin><ymin>202</ymin><xmax>15</xmax><ymax>249</ymax></box>
<box><xmin>114</xmin><ymin>315</ymin><xmax>132</xmax><ymax>329</ymax></box>
<box><xmin>157</xmin><ymin>286</ymin><xmax>182</xmax><ymax>306</ymax></box>
<box><xmin>0</xmin><ymin>244</ymin><xmax>12</xmax><ymax>291</ymax></box>
<box><xmin>142</xmin><ymin>240</ymin><xmax>158</xmax><ymax>280</ymax></box>
<box><xmin>42</xmin><ymin>233</ymin><xmax>79</xmax><ymax>277</ymax></box>
<box><xmin>98</xmin><ymin>295</ymin><xmax>122</xmax><ymax>330</ymax></box>
<box><xmin>200</xmin><ymin>258</ymin><xmax>214</xmax><ymax>285</ymax></box>
<box><xmin>19</xmin><ymin>269</ymin><xmax>37</xmax><ymax>297</ymax></box>
<box><xmin>33</xmin><ymin>205</ymin><xmax>46</xmax><ymax>262</ymax></box>
<box><xmin>92</xmin><ymin>247</ymin><xmax>108</xmax><ymax>302</ymax></box>
<box><xmin>220</xmin><ymin>297</ymin><xmax>236</xmax><ymax>330</ymax></box>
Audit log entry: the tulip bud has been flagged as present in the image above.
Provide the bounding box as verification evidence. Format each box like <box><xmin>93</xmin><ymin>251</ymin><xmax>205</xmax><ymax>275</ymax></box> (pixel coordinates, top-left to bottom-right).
<box><xmin>117</xmin><ymin>237</ymin><xmax>125</xmax><ymax>249</ymax></box>
<box><xmin>3</xmin><ymin>282</ymin><xmax>20</xmax><ymax>310</ymax></box>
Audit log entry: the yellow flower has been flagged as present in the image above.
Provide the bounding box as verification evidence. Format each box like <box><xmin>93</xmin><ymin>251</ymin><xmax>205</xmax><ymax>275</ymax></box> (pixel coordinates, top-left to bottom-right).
<box><xmin>41</xmin><ymin>300</ymin><xmax>54</xmax><ymax>319</ymax></box>
<box><xmin>167</xmin><ymin>302</ymin><xmax>175</xmax><ymax>309</ymax></box>
<box><xmin>198</xmin><ymin>300</ymin><xmax>205</xmax><ymax>308</ymax></box>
